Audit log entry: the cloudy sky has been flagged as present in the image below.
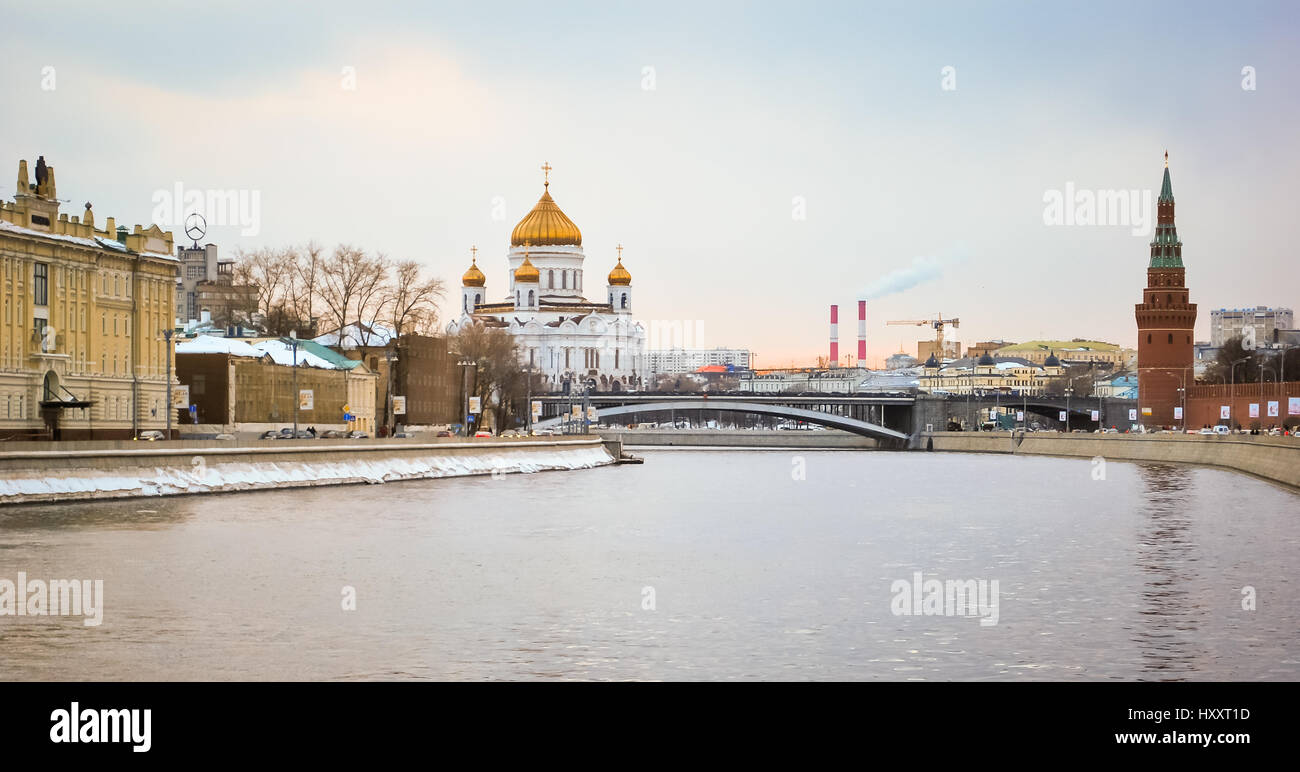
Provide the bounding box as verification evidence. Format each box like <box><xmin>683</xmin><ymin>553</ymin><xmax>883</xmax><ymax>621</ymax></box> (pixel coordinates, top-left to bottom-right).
<box><xmin>2</xmin><ymin>0</ymin><xmax>1296</xmax><ymax>366</ymax></box>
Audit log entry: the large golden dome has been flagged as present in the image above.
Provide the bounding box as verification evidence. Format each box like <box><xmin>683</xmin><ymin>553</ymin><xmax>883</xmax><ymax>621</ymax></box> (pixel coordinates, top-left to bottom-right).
<box><xmin>607</xmin><ymin>257</ymin><xmax>631</xmax><ymax>286</ymax></box>
<box><xmin>514</xmin><ymin>255</ymin><xmax>540</xmax><ymax>283</ymax></box>
<box><xmin>511</xmin><ymin>185</ymin><xmax>582</xmax><ymax>247</ymax></box>
<box><xmin>461</xmin><ymin>257</ymin><xmax>486</xmax><ymax>287</ymax></box>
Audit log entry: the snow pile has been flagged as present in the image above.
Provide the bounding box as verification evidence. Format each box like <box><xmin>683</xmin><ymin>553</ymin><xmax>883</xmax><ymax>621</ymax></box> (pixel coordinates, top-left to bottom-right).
<box><xmin>0</xmin><ymin>445</ymin><xmax>614</xmax><ymax>503</ymax></box>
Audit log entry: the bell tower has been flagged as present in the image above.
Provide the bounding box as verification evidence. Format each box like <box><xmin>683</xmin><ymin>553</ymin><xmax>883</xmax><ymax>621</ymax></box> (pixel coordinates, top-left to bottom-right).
<box><xmin>1134</xmin><ymin>152</ymin><xmax>1197</xmax><ymax>426</ymax></box>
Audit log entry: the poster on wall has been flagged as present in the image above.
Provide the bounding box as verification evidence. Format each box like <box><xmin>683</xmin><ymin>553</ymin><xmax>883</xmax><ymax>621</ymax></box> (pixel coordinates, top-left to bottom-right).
<box><xmin>1268</xmin><ymin>401</ymin><xmax>1279</xmax><ymax>417</ymax></box>
<box><xmin>392</xmin><ymin>396</ymin><xmax>406</xmax><ymax>415</ymax></box>
<box><xmin>1174</xmin><ymin>407</ymin><xmax>1183</xmax><ymax>420</ymax></box>
<box><xmin>1128</xmin><ymin>409</ymin><xmax>1137</xmax><ymax>421</ymax></box>
<box><xmin>1220</xmin><ymin>405</ymin><xmax>1231</xmax><ymax>420</ymax></box>
<box><xmin>1090</xmin><ymin>410</ymin><xmax>1100</xmax><ymax>421</ymax></box>
<box><xmin>1058</xmin><ymin>410</ymin><xmax>1067</xmax><ymax>421</ymax></box>
<box><xmin>1290</xmin><ymin>397</ymin><xmax>1300</xmax><ymax>416</ymax></box>
<box><xmin>1016</xmin><ymin>411</ymin><xmax>1024</xmax><ymax>421</ymax></box>
<box><xmin>1249</xmin><ymin>403</ymin><xmax>1260</xmax><ymax>418</ymax></box>
<box><xmin>298</xmin><ymin>390</ymin><xmax>313</xmax><ymax>411</ymax></box>
<box><xmin>468</xmin><ymin>396</ymin><xmax>481</xmax><ymax>414</ymax></box>
<box><xmin>172</xmin><ymin>385</ymin><xmax>189</xmax><ymax>410</ymax></box>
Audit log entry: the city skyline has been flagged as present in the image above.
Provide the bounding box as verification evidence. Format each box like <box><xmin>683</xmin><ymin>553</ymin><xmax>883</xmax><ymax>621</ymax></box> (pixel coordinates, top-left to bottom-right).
<box><xmin>2</xmin><ymin>1</ymin><xmax>1296</xmax><ymax>366</ymax></box>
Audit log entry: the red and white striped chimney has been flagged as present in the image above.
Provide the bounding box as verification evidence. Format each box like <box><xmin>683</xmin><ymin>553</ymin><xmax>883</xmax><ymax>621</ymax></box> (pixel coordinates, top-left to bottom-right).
<box><xmin>829</xmin><ymin>304</ymin><xmax>839</xmax><ymax>368</ymax></box>
<box><xmin>857</xmin><ymin>300</ymin><xmax>867</xmax><ymax>368</ymax></box>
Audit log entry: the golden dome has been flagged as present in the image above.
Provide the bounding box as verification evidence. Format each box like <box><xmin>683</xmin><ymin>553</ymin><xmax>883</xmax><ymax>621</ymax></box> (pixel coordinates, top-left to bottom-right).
<box><xmin>510</xmin><ymin>185</ymin><xmax>582</xmax><ymax>247</ymax></box>
<box><xmin>461</xmin><ymin>257</ymin><xmax>486</xmax><ymax>287</ymax></box>
<box><xmin>514</xmin><ymin>255</ymin><xmax>540</xmax><ymax>283</ymax></box>
<box><xmin>607</xmin><ymin>257</ymin><xmax>631</xmax><ymax>286</ymax></box>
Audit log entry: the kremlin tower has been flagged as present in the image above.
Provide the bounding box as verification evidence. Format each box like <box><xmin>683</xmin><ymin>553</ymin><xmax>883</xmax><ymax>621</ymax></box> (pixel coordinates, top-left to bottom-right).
<box><xmin>1134</xmin><ymin>152</ymin><xmax>1197</xmax><ymax>427</ymax></box>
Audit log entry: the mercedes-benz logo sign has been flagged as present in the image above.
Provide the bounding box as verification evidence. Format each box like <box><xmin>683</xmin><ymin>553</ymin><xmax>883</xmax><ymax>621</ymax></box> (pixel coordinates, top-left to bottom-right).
<box><xmin>184</xmin><ymin>212</ymin><xmax>207</xmax><ymax>242</ymax></box>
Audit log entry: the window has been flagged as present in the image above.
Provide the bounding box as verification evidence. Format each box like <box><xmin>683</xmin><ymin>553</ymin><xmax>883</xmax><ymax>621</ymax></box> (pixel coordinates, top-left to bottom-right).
<box><xmin>621</xmin><ymin>293</ymin><xmax>628</xmax><ymax>309</ymax></box>
<box><xmin>33</xmin><ymin>263</ymin><xmax>48</xmax><ymax>305</ymax></box>
<box><xmin>1147</xmin><ymin>334</ymin><xmax>1152</xmax><ymax>344</ymax></box>
<box><xmin>1167</xmin><ymin>333</ymin><xmax>1173</xmax><ymax>344</ymax></box>
<box><xmin>548</xmin><ymin>270</ymin><xmax>554</xmax><ymax>288</ymax></box>
<box><xmin>562</xmin><ymin>272</ymin><xmax>567</xmax><ymax>289</ymax></box>
<box><xmin>528</xmin><ymin>290</ymin><xmax>535</xmax><ymax>306</ymax></box>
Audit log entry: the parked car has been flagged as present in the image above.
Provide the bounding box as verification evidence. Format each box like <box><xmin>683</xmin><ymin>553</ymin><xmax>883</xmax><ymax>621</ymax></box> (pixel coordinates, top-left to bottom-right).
<box><xmin>1213</xmin><ymin>425</ymin><xmax>1231</xmax><ymax>435</ymax></box>
<box><xmin>319</xmin><ymin>430</ymin><xmax>346</xmax><ymax>439</ymax></box>
<box><xmin>392</xmin><ymin>432</ymin><xmax>415</xmax><ymax>438</ymax></box>
<box><xmin>135</xmin><ymin>430</ymin><xmax>166</xmax><ymax>441</ymax></box>
<box><xmin>1198</xmin><ymin>427</ymin><xmax>1215</xmax><ymax>435</ymax></box>
<box><xmin>347</xmin><ymin>431</ymin><xmax>369</xmax><ymax>439</ymax></box>
<box><xmin>435</xmin><ymin>430</ymin><xmax>454</xmax><ymax>437</ymax></box>
<box><xmin>474</xmin><ymin>430</ymin><xmax>493</xmax><ymax>438</ymax></box>
<box><xmin>213</xmin><ymin>433</ymin><xmax>236</xmax><ymax>441</ymax></box>
<box><xmin>259</xmin><ymin>430</ymin><xmax>280</xmax><ymax>440</ymax></box>
<box><xmin>276</xmin><ymin>430</ymin><xmax>314</xmax><ymax>439</ymax></box>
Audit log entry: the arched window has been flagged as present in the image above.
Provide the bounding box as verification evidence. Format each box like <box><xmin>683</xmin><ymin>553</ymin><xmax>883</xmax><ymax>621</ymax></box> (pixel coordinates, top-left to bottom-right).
<box><xmin>1147</xmin><ymin>334</ymin><xmax>1152</xmax><ymax>344</ymax></box>
<box><xmin>562</xmin><ymin>272</ymin><xmax>567</xmax><ymax>289</ymax></box>
<box><xmin>475</xmin><ymin>293</ymin><xmax>481</xmax><ymax>305</ymax></box>
<box><xmin>621</xmin><ymin>293</ymin><xmax>628</xmax><ymax>309</ymax></box>
<box><xmin>1167</xmin><ymin>293</ymin><xmax>1172</xmax><ymax>304</ymax></box>
<box><xmin>1167</xmin><ymin>333</ymin><xmax>1173</xmax><ymax>344</ymax></box>
<box><xmin>463</xmin><ymin>296</ymin><xmax>468</xmax><ymax>313</ymax></box>
<box><xmin>528</xmin><ymin>290</ymin><xmax>535</xmax><ymax>306</ymax></box>
<box><xmin>548</xmin><ymin>270</ymin><xmax>554</xmax><ymax>288</ymax></box>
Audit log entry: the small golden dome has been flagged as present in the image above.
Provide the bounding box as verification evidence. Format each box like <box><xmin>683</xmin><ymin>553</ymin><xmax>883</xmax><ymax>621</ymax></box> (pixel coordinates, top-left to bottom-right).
<box><xmin>514</xmin><ymin>255</ymin><xmax>540</xmax><ymax>283</ymax></box>
<box><xmin>461</xmin><ymin>258</ymin><xmax>486</xmax><ymax>287</ymax></box>
<box><xmin>607</xmin><ymin>257</ymin><xmax>631</xmax><ymax>286</ymax></box>
<box><xmin>511</xmin><ymin>186</ymin><xmax>582</xmax><ymax>247</ymax></box>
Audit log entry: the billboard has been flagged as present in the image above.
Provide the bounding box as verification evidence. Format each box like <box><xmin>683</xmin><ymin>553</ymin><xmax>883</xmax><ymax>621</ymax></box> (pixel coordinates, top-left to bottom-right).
<box><xmin>392</xmin><ymin>396</ymin><xmax>407</xmax><ymax>415</ymax></box>
<box><xmin>299</xmin><ymin>389</ymin><xmax>313</xmax><ymax>411</ymax></box>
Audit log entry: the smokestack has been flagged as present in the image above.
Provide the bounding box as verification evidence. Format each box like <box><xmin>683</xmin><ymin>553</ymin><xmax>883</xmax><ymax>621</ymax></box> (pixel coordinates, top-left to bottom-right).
<box><xmin>829</xmin><ymin>304</ymin><xmax>839</xmax><ymax>368</ymax></box>
<box><xmin>857</xmin><ymin>300</ymin><xmax>867</xmax><ymax>368</ymax></box>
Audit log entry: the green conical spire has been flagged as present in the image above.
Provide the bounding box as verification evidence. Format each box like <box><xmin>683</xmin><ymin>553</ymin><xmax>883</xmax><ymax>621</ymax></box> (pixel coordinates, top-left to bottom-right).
<box><xmin>1149</xmin><ymin>151</ymin><xmax>1182</xmax><ymax>267</ymax></box>
<box><xmin>1158</xmin><ymin>151</ymin><xmax>1174</xmax><ymax>202</ymax></box>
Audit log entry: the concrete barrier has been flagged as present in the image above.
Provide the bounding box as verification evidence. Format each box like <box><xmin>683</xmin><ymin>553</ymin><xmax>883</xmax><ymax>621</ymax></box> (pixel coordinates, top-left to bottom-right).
<box><xmin>924</xmin><ymin>431</ymin><xmax>1300</xmax><ymax>489</ymax></box>
<box><xmin>0</xmin><ymin>437</ymin><xmax>615</xmax><ymax>505</ymax></box>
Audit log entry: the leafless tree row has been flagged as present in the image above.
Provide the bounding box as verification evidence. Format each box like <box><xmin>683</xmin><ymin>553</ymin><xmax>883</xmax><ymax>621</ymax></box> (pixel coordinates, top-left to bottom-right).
<box><xmin>231</xmin><ymin>242</ymin><xmax>445</xmax><ymax>342</ymax></box>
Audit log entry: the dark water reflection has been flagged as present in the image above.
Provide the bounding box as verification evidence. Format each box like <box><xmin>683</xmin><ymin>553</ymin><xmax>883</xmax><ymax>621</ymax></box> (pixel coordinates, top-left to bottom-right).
<box><xmin>0</xmin><ymin>451</ymin><xmax>1296</xmax><ymax>681</ymax></box>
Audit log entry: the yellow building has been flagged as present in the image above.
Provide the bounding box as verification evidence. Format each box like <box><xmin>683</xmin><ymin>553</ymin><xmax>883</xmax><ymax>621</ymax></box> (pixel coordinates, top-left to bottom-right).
<box><xmin>993</xmin><ymin>340</ymin><xmax>1130</xmax><ymax>369</ymax></box>
<box><xmin>917</xmin><ymin>352</ymin><xmax>1064</xmax><ymax>396</ymax></box>
<box><xmin>0</xmin><ymin>156</ymin><xmax>176</xmax><ymax>439</ymax></box>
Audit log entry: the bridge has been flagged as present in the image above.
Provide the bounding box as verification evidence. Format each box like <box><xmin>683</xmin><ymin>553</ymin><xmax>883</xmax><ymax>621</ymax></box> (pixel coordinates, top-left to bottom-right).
<box><xmin>533</xmin><ymin>399</ymin><xmax>912</xmax><ymax>445</ymax></box>
<box><xmin>533</xmin><ymin>391</ymin><xmax>1139</xmax><ymax>439</ymax></box>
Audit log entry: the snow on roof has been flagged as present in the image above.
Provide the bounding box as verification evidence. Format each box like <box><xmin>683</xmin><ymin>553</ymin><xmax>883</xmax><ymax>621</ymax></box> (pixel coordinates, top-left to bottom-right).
<box><xmin>1</xmin><ymin>218</ymin><xmax>101</xmax><ymax>248</ymax></box>
<box><xmin>176</xmin><ymin>335</ymin><xmax>264</xmax><ymax>358</ymax></box>
<box><xmin>252</xmin><ymin>339</ymin><xmax>340</xmax><ymax>369</ymax></box>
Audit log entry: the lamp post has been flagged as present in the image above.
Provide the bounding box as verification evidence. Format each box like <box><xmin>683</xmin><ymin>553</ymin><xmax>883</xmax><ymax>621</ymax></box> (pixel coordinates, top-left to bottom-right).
<box><xmin>457</xmin><ymin>358</ymin><xmax>474</xmax><ymax>437</ymax></box>
<box><xmin>385</xmin><ymin>346</ymin><xmax>397</xmax><ymax>436</ymax></box>
<box><xmin>290</xmin><ymin>329</ymin><xmax>299</xmax><ymax>438</ymax></box>
<box><xmin>1230</xmin><ymin>357</ymin><xmax>1248</xmax><ymax>429</ymax></box>
<box><xmin>524</xmin><ymin>365</ymin><xmax>534</xmax><ymax>435</ymax></box>
<box><xmin>163</xmin><ymin>328</ymin><xmax>174</xmax><ymax>439</ymax></box>
<box><xmin>1065</xmin><ymin>386</ymin><xmax>1073</xmax><ymax>433</ymax></box>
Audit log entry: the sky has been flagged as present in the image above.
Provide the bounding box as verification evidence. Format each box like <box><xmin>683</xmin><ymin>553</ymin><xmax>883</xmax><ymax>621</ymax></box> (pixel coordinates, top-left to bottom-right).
<box><xmin>2</xmin><ymin>0</ymin><xmax>1297</xmax><ymax>367</ymax></box>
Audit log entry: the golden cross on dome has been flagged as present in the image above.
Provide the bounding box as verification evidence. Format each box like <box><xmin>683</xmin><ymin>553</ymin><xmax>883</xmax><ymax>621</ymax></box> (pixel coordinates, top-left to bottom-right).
<box><xmin>470</xmin><ymin>245</ymin><xmax>478</xmax><ymax>262</ymax></box>
<box><xmin>541</xmin><ymin>161</ymin><xmax>552</xmax><ymax>187</ymax></box>
<box><xmin>616</xmin><ymin>243</ymin><xmax>623</xmax><ymax>260</ymax></box>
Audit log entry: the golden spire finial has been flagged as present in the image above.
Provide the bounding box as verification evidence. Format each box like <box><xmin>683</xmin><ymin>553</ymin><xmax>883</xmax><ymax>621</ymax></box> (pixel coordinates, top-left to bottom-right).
<box><xmin>540</xmin><ymin>161</ymin><xmax>552</xmax><ymax>188</ymax></box>
<box><xmin>470</xmin><ymin>244</ymin><xmax>478</xmax><ymax>262</ymax></box>
<box><xmin>1164</xmin><ymin>150</ymin><xmax>1169</xmax><ymax>168</ymax></box>
<box><xmin>616</xmin><ymin>243</ymin><xmax>623</xmax><ymax>260</ymax></box>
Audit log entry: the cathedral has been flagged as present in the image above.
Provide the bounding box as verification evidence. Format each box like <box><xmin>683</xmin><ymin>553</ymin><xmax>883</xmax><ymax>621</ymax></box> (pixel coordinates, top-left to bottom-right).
<box><xmin>447</xmin><ymin>165</ymin><xmax>646</xmax><ymax>392</ymax></box>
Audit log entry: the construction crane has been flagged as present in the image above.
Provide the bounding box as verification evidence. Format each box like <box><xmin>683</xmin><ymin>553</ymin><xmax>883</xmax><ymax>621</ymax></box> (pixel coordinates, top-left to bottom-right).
<box><xmin>886</xmin><ymin>314</ymin><xmax>961</xmax><ymax>351</ymax></box>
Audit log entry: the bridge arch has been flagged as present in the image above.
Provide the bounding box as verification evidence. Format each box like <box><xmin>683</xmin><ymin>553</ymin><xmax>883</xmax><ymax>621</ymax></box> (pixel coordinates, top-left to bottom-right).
<box><xmin>534</xmin><ymin>400</ymin><xmax>910</xmax><ymax>444</ymax></box>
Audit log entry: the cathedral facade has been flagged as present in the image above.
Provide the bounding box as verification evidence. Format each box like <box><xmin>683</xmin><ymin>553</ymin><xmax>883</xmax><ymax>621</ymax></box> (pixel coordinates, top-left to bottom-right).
<box><xmin>447</xmin><ymin>167</ymin><xmax>646</xmax><ymax>392</ymax></box>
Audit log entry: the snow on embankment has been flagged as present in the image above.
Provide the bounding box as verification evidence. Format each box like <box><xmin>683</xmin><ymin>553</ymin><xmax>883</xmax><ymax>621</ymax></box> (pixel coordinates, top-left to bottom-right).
<box><xmin>0</xmin><ymin>441</ymin><xmax>615</xmax><ymax>504</ymax></box>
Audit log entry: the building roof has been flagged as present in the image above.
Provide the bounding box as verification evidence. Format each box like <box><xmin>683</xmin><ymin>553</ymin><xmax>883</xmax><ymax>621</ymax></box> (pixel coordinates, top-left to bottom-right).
<box><xmin>175</xmin><ymin>335</ymin><xmax>263</xmax><ymax>358</ymax></box>
<box><xmin>996</xmin><ymin>340</ymin><xmax>1120</xmax><ymax>353</ymax></box>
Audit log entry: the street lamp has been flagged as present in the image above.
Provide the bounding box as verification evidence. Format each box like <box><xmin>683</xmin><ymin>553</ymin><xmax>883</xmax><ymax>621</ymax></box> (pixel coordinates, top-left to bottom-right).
<box><xmin>1064</xmin><ymin>386</ymin><xmax>1074</xmax><ymax>433</ymax></box>
<box><xmin>289</xmin><ymin>329</ymin><xmax>299</xmax><ymax>438</ymax></box>
<box><xmin>1230</xmin><ymin>357</ymin><xmax>1249</xmax><ymax>429</ymax></box>
<box><xmin>457</xmin><ymin>358</ymin><xmax>475</xmax><ymax>437</ymax></box>
<box><xmin>162</xmin><ymin>328</ymin><xmax>174</xmax><ymax>439</ymax></box>
<box><xmin>1159</xmin><ymin>369</ymin><xmax>1188</xmax><ymax>432</ymax></box>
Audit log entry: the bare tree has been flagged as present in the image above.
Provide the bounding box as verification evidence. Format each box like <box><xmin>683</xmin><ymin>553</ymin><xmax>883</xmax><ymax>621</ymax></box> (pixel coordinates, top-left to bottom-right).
<box><xmin>388</xmin><ymin>260</ymin><xmax>446</xmax><ymax>337</ymax></box>
<box><xmin>318</xmin><ymin>245</ymin><xmax>388</xmax><ymax>347</ymax></box>
<box><xmin>453</xmin><ymin>323</ymin><xmax>524</xmax><ymax>431</ymax></box>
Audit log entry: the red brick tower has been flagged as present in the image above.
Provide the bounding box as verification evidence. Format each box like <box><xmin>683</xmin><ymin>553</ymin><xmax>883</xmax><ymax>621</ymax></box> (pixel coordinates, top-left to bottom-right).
<box><xmin>1135</xmin><ymin>152</ymin><xmax>1197</xmax><ymax>426</ymax></box>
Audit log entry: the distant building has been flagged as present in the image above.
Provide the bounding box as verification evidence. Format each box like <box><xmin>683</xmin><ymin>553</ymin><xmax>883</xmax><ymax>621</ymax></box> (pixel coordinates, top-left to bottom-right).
<box><xmin>917</xmin><ymin>353</ymin><xmax>1063</xmax><ymax>396</ymax></box>
<box><xmin>315</xmin><ymin>323</ymin><xmax>459</xmax><ymax>429</ymax></box>
<box><xmin>966</xmin><ymin>340</ymin><xmax>1015</xmax><ymax>358</ymax></box>
<box><xmin>1210</xmin><ymin>306</ymin><xmax>1294</xmax><ymax>348</ymax></box>
<box><xmin>739</xmin><ymin>367</ymin><xmax>866</xmax><ymax>394</ymax></box>
<box><xmin>175</xmin><ymin>334</ymin><xmax>378</xmax><ymax>433</ymax></box>
<box><xmin>1094</xmin><ymin>372</ymin><xmax>1138</xmax><ymax>399</ymax></box>
<box><xmin>918</xmin><ymin>339</ymin><xmax>961</xmax><ymax>363</ymax></box>
<box><xmin>885</xmin><ymin>350</ymin><xmax>918</xmax><ymax>370</ymax></box>
<box><xmin>648</xmin><ymin>347</ymin><xmax>751</xmax><ymax>374</ymax></box>
<box><xmin>995</xmin><ymin>339</ymin><xmax>1129</xmax><ymax>369</ymax></box>
<box><xmin>175</xmin><ymin>242</ymin><xmax>257</xmax><ymax>327</ymax></box>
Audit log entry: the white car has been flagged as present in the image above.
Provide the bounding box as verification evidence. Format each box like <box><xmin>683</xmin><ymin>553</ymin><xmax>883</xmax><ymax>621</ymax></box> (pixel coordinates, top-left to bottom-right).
<box><xmin>1198</xmin><ymin>427</ymin><xmax>1215</xmax><ymax>436</ymax></box>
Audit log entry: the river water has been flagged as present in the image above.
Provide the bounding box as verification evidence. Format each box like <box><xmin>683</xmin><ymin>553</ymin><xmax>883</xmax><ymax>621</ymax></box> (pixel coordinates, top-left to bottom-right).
<box><xmin>1</xmin><ymin>449</ymin><xmax>1296</xmax><ymax>681</ymax></box>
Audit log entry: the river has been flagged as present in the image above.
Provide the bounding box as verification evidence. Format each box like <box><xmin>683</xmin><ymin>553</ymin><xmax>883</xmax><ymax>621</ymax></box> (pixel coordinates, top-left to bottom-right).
<box><xmin>1</xmin><ymin>449</ymin><xmax>1296</xmax><ymax>680</ymax></box>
